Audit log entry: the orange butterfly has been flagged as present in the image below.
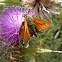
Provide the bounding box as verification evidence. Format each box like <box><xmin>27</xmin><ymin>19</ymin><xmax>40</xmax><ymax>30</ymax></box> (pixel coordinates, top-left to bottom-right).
<box><xmin>19</xmin><ymin>14</ymin><xmax>52</xmax><ymax>43</ymax></box>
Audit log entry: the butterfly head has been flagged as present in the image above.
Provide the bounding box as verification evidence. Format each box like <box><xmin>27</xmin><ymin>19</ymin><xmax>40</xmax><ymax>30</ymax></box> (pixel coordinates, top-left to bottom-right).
<box><xmin>24</xmin><ymin>14</ymin><xmax>30</xmax><ymax>19</ymax></box>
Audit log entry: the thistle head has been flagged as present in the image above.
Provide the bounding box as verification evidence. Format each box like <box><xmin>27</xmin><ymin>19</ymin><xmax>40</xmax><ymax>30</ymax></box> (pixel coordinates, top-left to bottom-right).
<box><xmin>0</xmin><ymin>6</ymin><xmax>36</xmax><ymax>46</ymax></box>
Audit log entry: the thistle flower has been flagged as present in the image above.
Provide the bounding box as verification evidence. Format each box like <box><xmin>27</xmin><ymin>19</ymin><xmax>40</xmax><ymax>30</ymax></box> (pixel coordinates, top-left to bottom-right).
<box><xmin>0</xmin><ymin>6</ymin><xmax>36</xmax><ymax>46</ymax></box>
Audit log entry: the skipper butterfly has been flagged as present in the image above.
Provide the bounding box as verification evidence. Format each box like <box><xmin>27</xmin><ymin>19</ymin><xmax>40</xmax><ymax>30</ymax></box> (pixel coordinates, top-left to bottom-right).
<box><xmin>19</xmin><ymin>14</ymin><xmax>52</xmax><ymax>43</ymax></box>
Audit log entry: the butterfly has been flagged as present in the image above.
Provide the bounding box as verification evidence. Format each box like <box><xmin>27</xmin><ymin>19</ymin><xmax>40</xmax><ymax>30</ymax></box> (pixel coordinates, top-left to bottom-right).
<box><xmin>19</xmin><ymin>14</ymin><xmax>52</xmax><ymax>43</ymax></box>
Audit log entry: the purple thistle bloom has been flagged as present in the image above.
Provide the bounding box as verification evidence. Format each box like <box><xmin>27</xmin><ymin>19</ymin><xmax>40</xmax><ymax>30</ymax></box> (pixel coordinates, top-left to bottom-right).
<box><xmin>0</xmin><ymin>6</ymin><xmax>36</xmax><ymax>46</ymax></box>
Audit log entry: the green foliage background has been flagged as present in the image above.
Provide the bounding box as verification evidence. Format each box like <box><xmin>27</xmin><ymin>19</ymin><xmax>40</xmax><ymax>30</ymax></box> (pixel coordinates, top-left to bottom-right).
<box><xmin>0</xmin><ymin>0</ymin><xmax>62</xmax><ymax>62</ymax></box>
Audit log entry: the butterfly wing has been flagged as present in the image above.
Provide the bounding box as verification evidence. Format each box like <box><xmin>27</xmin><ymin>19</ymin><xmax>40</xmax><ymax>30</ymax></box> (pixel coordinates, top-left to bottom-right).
<box><xmin>19</xmin><ymin>20</ymin><xmax>32</xmax><ymax>43</ymax></box>
<box><xmin>24</xmin><ymin>20</ymin><xmax>32</xmax><ymax>43</ymax></box>
<box><xmin>19</xmin><ymin>23</ymin><xmax>25</xmax><ymax>40</ymax></box>
<box><xmin>33</xmin><ymin>17</ymin><xmax>52</xmax><ymax>32</ymax></box>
